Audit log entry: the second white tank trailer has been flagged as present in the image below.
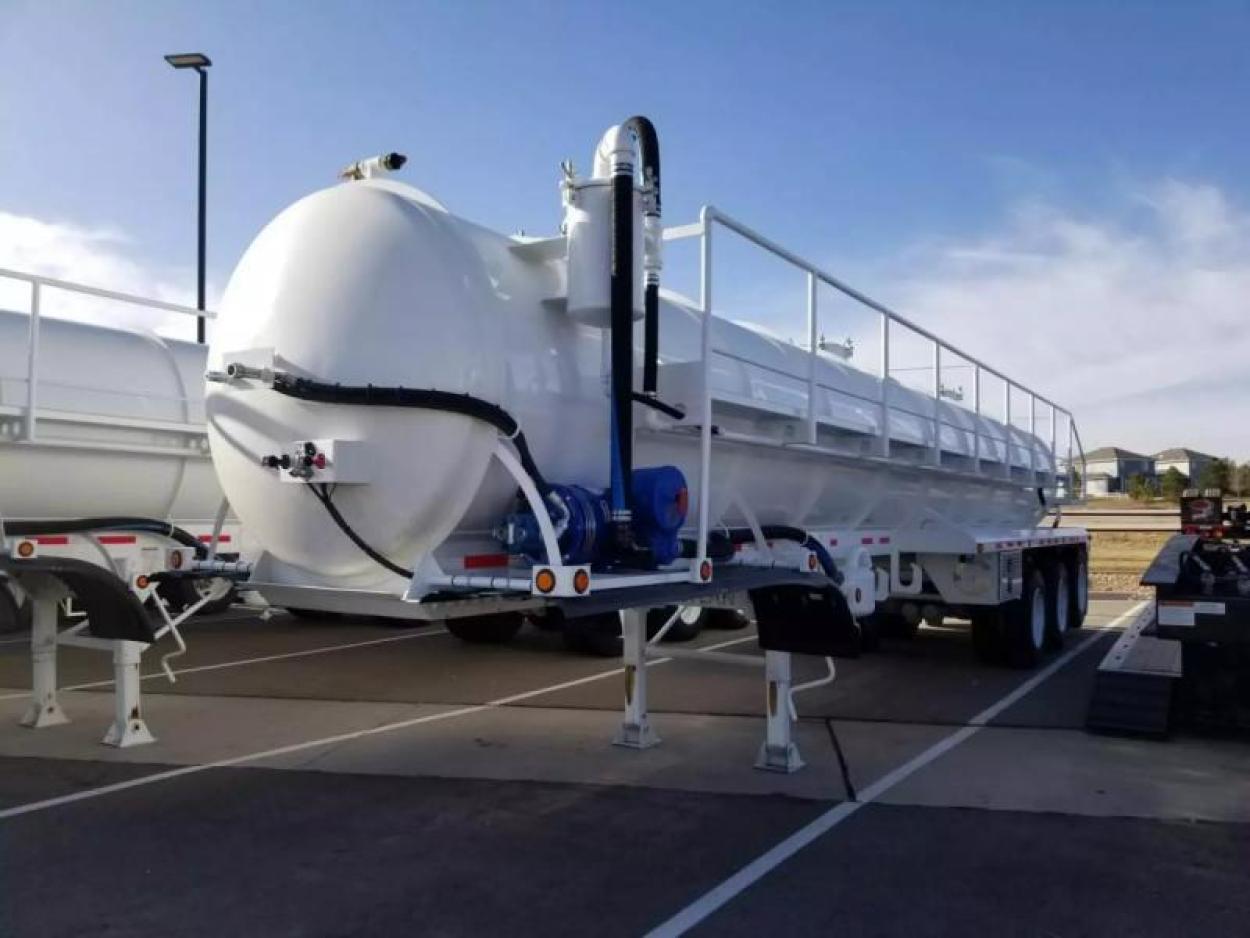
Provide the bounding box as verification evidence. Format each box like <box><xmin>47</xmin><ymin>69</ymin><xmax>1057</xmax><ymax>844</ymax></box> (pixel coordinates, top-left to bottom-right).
<box><xmin>207</xmin><ymin>118</ymin><xmax>1089</xmax><ymax>686</ymax></box>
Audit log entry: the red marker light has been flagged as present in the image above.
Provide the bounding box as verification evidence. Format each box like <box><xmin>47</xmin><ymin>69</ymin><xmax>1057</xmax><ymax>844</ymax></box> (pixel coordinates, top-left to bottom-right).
<box><xmin>313</xmin><ymin>453</ymin><xmax>327</xmax><ymax>469</ymax></box>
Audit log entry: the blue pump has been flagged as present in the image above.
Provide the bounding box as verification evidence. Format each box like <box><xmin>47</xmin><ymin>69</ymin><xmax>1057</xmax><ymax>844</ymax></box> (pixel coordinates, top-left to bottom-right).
<box><xmin>499</xmin><ymin>466</ymin><xmax>688</xmax><ymax>569</ymax></box>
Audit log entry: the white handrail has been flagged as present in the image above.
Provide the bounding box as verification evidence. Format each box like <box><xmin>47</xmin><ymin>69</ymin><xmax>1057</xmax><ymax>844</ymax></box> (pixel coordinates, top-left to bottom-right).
<box><xmin>678</xmin><ymin>205</ymin><xmax>1086</xmax><ymax>526</ymax></box>
<box><xmin>0</xmin><ymin>267</ymin><xmax>216</xmax><ymax>442</ymax></box>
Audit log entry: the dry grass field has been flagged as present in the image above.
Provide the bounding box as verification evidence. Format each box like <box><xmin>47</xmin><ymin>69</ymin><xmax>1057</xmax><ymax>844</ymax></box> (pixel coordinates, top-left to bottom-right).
<box><xmin>1088</xmin><ymin>530</ymin><xmax>1172</xmax><ymax>595</ymax></box>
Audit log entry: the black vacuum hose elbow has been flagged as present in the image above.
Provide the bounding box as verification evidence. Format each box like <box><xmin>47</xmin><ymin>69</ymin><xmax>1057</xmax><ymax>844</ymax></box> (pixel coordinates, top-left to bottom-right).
<box><xmin>269</xmin><ymin>375</ymin><xmax>552</xmax><ymax>497</ymax></box>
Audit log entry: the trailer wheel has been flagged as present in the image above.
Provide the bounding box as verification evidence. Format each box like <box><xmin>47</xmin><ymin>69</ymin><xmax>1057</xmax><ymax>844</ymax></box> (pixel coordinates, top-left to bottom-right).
<box><xmin>1043</xmin><ymin>560</ymin><xmax>1070</xmax><ymax>650</ymax></box>
<box><xmin>561</xmin><ymin>612</ymin><xmax>623</xmax><ymax>657</ymax></box>
<box><xmin>704</xmin><ymin>608</ymin><xmax>752</xmax><ymax>630</ymax></box>
<box><xmin>970</xmin><ymin>609</ymin><xmax>1004</xmax><ymax>664</ymax></box>
<box><xmin>861</xmin><ymin>611</ymin><xmax>918</xmax><ymax>641</ymax></box>
<box><xmin>1067</xmin><ymin>552</ymin><xmax>1089</xmax><ymax>631</ymax></box>
<box><xmin>646</xmin><ymin>605</ymin><xmax>705</xmax><ymax>642</ymax></box>
<box><xmin>446</xmin><ymin>613</ymin><xmax>525</xmax><ymax>644</ymax></box>
<box><xmin>1003</xmin><ymin>567</ymin><xmax>1047</xmax><ymax>669</ymax></box>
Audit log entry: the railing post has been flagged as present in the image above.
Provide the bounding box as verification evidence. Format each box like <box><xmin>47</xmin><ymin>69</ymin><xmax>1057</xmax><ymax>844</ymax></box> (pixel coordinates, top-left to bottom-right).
<box><xmin>1029</xmin><ymin>394</ymin><xmax>1037</xmax><ymax>478</ymax></box>
<box><xmin>696</xmin><ymin>212</ymin><xmax>714</xmax><ymax>563</ymax></box>
<box><xmin>1003</xmin><ymin>381</ymin><xmax>1012</xmax><ymax>480</ymax></box>
<box><xmin>24</xmin><ymin>281</ymin><xmax>41</xmax><ymax>441</ymax></box>
<box><xmin>972</xmin><ymin>364</ymin><xmax>982</xmax><ymax>474</ymax></box>
<box><xmin>1049</xmin><ymin>404</ymin><xmax>1057</xmax><ymax>487</ymax></box>
<box><xmin>931</xmin><ymin>342</ymin><xmax>941</xmax><ymax>466</ymax></box>
<box><xmin>805</xmin><ymin>272</ymin><xmax>817</xmax><ymax>445</ymax></box>
<box><xmin>879</xmin><ymin>314</ymin><xmax>890</xmax><ymax>458</ymax></box>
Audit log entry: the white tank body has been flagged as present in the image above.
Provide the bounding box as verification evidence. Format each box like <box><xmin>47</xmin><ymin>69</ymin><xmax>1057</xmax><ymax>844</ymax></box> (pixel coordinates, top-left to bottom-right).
<box><xmin>207</xmin><ymin>178</ymin><xmax>1056</xmax><ymax>591</ymax></box>
<box><xmin>0</xmin><ymin>309</ymin><xmax>222</xmax><ymax>522</ymax></box>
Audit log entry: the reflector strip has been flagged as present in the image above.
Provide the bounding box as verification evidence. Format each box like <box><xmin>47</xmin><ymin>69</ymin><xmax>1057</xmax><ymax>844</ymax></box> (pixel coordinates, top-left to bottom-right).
<box><xmin>464</xmin><ymin>552</ymin><xmax>509</xmax><ymax>570</ymax></box>
<box><xmin>33</xmin><ymin>536</ymin><xmax>69</xmax><ymax>545</ymax></box>
<box><xmin>199</xmin><ymin>534</ymin><xmax>233</xmax><ymax>543</ymax></box>
<box><xmin>97</xmin><ymin>535</ymin><xmax>137</xmax><ymax>545</ymax></box>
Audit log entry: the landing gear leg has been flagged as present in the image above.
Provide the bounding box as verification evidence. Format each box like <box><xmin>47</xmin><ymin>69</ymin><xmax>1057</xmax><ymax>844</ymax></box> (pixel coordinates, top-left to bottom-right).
<box><xmin>613</xmin><ymin>607</ymin><xmax>660</xmax><ymax>749</ymax></box>
<box><xmin>756</xmin><ymin>650</ymin><xmax>804</xmax><ymax>773</ymax></box>
<box><xmin>102</xmin><ymin>640</ymin><xmax>155</xmax><ymax>748</ymax></box>
<box><xmin>21</xmin><ymin>589</ymin><xmax>68</xmax><ymax>730</ymax></box>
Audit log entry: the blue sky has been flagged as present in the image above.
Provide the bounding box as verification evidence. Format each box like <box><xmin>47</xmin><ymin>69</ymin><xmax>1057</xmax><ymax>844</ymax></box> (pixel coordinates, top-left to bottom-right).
<box><xmin>2</xmin><ymin>1</ymin><xmax>1249</xmax><ymax>455</ymax></box>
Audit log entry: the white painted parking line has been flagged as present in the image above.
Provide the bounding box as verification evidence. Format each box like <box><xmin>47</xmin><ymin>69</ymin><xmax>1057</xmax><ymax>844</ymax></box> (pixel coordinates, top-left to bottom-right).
<box><xmin>645</xmin><ymin>602</ymin><xmax>1149</xmax><ymax>938</ymax></box>
<box><xmin>0</xmin><ymin>626</ymin><xmax>452</xmax><ymax>702</ymax></box>
<box><xmin>0</xmin><ymin>633</ymin><xmax>758</xmax><ymax>820</ymax></box>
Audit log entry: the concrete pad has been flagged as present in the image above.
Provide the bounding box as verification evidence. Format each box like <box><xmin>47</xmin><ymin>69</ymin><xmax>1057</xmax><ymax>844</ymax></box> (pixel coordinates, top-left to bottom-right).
<box><xmin>0</xmin><ymin>688</ymin><xmax>448</xmax><ymax>767</ymax></box>
<box><xmin>879</xmin><ymin>724</ymin><xmax>1250</xmax><ymax>822</ymax></box>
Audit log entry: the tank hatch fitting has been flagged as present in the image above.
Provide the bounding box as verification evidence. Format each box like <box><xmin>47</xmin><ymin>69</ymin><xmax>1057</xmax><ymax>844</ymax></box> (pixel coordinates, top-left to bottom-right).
<box><xmin>339</xmin><ymin>152</ymin><xmax>408</xmax><ymax>181</ymax></box>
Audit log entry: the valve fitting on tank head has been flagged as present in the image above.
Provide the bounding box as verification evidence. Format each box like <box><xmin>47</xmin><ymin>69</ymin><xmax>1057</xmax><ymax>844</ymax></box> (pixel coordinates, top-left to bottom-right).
<box><xmin>339</xmin><ymin>152</ymin><xmax>408</xmax><ymax>181</ymax></box>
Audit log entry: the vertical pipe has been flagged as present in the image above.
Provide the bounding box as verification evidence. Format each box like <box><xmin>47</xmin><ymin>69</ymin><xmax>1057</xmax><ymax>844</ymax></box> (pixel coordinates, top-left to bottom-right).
<box><xmin>879</xmin><ymin>315</ymin><xmax>891</xmax><ymax>458</ymax></box>
<box><xmin>696</xmin><ymin>212</ymin><xmax>714</xmax><ymax>564</ymax></box>
<box><xmin>805</xmin><ymin>272</ymin><xmax>817</xmax><ymax>445</ymax></box>
<box><xmin>972</xmin><ymin>364</ymin><xmax>982</xmax><ymax>474</ymax></box>
<box><xmin>24</xmin><ymin>281</ymin><xmax>40</xmax><ymax>441</ymax></box>
<box><xmin>196</xmin><ymin>67</ymin><xmax>208</xmax><ymax>344</ymax></box>
<box><xmin>608</xmin><ymin>167</ymin><xmax>636</xmax><ymax>537</ymax></box>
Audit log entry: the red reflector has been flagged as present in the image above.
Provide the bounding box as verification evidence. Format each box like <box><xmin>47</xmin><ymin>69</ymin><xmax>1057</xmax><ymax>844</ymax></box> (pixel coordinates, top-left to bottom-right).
<box><xmin>464</xmin><ymin>553</ymin><xmax>509</xmax><ymax>570</ymax></box>
<box><xmin>828</xmin><ymin>538</ymin><xmax>838</xmax><ymax>546</ymax></box>
<box><xmin>879</xmin><ymin>537</ymin><xmax>890</xmax><ymax>544</ymax></box>
<box><xmin>199</xmin><ymin>534</ymin><xmax>232</xmax><ymax>543</ymax></box>
<box><xmin>33</xmin><ymin>535</ymin><xmax>70</xmax><ymax>545</ymax></box>
<box><xmin>97</xmin><ymin>535</ymin><xmax>137</xmax><ymax>545</ymax></box>
<box><xmin>861</xmin><ymin>536</ymin><xmax>874</xmax><ymax>545</ymax></box>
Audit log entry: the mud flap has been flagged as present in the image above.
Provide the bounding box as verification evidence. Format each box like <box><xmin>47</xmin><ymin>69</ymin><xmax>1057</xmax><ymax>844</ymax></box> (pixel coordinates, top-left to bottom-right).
<box><xmin>750</xmin><ymin>584</ymin><xmax>861</xmax><ymax>657</ymax></box>
<box><xmin>0</xmin><ymin>556</ymin><xmax>156</xmax><ymax>643</ymax></box>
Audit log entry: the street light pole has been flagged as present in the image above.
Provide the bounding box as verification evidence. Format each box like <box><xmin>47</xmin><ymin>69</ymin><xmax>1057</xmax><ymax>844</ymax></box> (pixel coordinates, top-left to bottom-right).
<box><xmin>165</xmin><ymin>52</ymin><xmax>212</xmax><ymax>344</ymax></box>
<box><xmin>196</xmin><ymin>65</ymin><xmax>207</xmax><ymax>343</ymax></box>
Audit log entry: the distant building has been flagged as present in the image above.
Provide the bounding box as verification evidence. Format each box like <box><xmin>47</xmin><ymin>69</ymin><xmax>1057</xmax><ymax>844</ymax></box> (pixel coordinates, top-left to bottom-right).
<box><xmin>1152</xmin><ymin>448</ymin><xmax>1215</xmax><ymax>485</ymax></box>
<box><xmin>1082</xmin><ymin>447</ymin><xmax>1155</xmax><ymax>495</ymax></box>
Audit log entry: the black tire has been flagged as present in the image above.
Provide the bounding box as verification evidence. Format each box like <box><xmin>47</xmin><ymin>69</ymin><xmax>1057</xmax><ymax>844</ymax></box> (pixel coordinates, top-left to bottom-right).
<box><xmin>646</xmin><ymin>605</ymin><xmax>705</xmax><ymax>642</ymax></box>
<box><xmin>704</xmin><ymin>608</ymin><xmax>752</xmax><ymax>630</ymax></box>
<box><xmin>970</xmin><ymin>608</ymin><xmax>1004</xmax><ymax>664</ymax></box>
<box><xmin>445</xmin><ymin>613</ymin><xmax>524</xmax><ymax>645</ymax></box>
<box><xmin>159</xmin><ymin>577</ymin><xmax>237</xmax><ymax>616</ymax></box>
<box><xmin>1003</xmin><ymin>567</ymin><xmax>1047</xmax><ymax>669</ymax></box>
<box><xmin>863</xmin><ymin>610</ymin><xmax>919</xmax><ymax>641</ymax></box>
<box><xmin>1043</xmin><ymin>559</ymin><xmax>1071</xmax><ymax>651</ymax></box>
<box><xmin>1067</xmin><ymin>551</ymin><xmax>1089</xmax><ymax>631</ymax></box>
<box><xmin>0</xmin><ymin>582</ymin><xmax>31</xmax><ymax>635</ymax></box>
<box><xmin>562</xmin><ymin>612</ymin><xmax>623</xmax><ymax>657</ymax></box>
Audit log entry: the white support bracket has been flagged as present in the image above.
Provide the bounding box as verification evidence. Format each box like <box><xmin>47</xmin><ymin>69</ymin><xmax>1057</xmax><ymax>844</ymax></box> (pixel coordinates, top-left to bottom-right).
<box><xmin>102</xmin><ymin>640</ymin><xmax>155</xmax><ymax>748</ymax></box>
<box><xmin>613</xmin><ymin>608</ymin><xmax>660</xmax><ymax>749</ymax></box>
<box><xmin>756</xmin><ymin>650</ymin><xmax>804</xmax><ymax>773</ymax></box>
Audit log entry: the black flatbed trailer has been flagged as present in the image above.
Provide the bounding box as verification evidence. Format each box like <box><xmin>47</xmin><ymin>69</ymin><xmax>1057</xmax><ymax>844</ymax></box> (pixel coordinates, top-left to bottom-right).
<box><xmin>1087</xmin><ymin>495</ymin><xmax>1250</xmax><ymax>737</ymax></box>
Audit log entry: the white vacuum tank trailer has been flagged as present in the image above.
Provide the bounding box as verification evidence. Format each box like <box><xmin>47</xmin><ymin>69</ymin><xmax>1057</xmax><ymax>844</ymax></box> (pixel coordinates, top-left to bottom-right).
<box><xmin>207</xmin><ymin>118</ymin><xmax>1090</xmax><ymax>670</ymax></box>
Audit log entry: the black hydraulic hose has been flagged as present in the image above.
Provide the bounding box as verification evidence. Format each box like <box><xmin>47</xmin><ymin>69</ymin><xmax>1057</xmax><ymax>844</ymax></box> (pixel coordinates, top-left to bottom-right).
<box><xmin>632</xmin><ymin>391</ymin><xmax>684</xmax><ymax>420</ymax></box>
<box><xmin>270</xmin><ymin>374</ymin><xmax>552</xmax><ymax>497</ymax></box>
<box><xmin>307</xmin><ymin>484</ymin><xmax>414</xmax><ymax>579</ymax></box>
<box><xmin>4</xmin><ymin>517</ymin><xmax>207</xmax><ymax>557</ymax></box>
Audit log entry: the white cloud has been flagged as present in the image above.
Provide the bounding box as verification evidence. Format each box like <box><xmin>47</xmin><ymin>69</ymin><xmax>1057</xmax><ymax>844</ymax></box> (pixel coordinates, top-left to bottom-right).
<box><xmin>882</xmin><ymin>180</ymin><xmax>1250</xmax><ymax>460</ymax></box>
<box><xmin>0</xmin><ymin>212</ymin><xmax>209</xmax><ymax>339</ymax></box>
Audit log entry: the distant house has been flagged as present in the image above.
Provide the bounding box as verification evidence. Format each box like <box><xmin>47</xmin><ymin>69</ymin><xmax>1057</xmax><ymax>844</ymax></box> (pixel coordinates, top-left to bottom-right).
<box><xmin>1153</xmin><ymin>448</ymin><xmax>1215</xmax><ymax>485</ymax></box>
<box><xmin>1082</xmin><ymin>447</ymin><xmax>1155</xmax><ymax>495</ymax></box>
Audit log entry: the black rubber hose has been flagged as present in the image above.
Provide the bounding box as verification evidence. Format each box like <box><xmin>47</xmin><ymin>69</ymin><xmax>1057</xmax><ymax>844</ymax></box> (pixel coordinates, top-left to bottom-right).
<box><xmin>307</xmin><ymin>485</ymin><xmax>414</xmax><ymax>579</ymax></box>
<box><xmin>624</xmin><ymin>116</ymin><xmax>662</xmax><ymax>396</ymax></box>
<box><xmin>4</xmin><ymin>517</ymin><xmax>207</xmax><ymax>557</ymax></box>
<box><xmin>270</xmin><ymin>375</ymin><xmax>552</xmax><ymax>497</ymax></box>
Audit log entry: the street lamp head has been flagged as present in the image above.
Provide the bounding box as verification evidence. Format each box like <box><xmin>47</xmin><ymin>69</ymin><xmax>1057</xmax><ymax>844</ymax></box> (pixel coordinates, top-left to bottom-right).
<box><xmin>165</xmin><ymin>52</ymin><xmax>212</xmax><ymax>70</ymax></box>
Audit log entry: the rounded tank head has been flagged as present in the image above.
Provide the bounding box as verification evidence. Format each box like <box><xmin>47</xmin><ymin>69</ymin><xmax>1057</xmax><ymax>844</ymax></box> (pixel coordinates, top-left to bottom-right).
<box><xmin>206</xmin><ymin>180</ymin><xmax>500</xmax><ymax>582</ymax></box>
